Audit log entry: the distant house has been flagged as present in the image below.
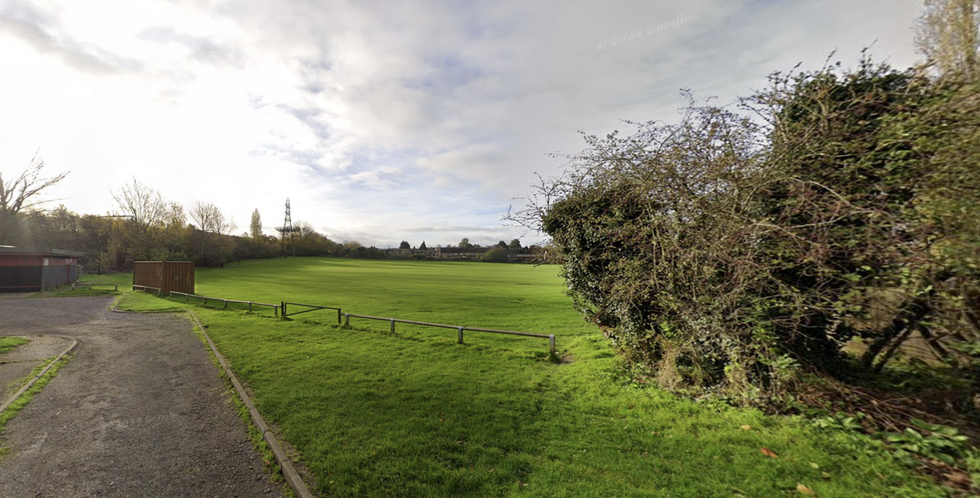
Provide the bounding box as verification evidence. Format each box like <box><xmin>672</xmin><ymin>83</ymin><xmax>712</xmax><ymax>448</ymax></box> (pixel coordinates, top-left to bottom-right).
<box><xmin>506</xmin><ymin>253</ymin><xmax>537</xmax><ymax>263</ymax></box>
<box><xmin>435</xmin><ymin>247</ymin><xmax>490</xmax><ymax>260</ymax></box>
<box><xmin>0</xmin><ymin>246</ymin><xmax>84</xmax><ymax>293</ymax></box>
<box><xmin>383</xmin><ymin>246</ymin><xmax>537</xmax><ymax>262</ymax></box>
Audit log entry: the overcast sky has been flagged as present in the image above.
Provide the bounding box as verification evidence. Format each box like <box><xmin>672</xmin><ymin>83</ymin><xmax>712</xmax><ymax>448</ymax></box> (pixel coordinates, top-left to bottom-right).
<box><xmin>0</xmin><ymin>0</ymin><xmax>924</xmax><ymax>248</ymax></box>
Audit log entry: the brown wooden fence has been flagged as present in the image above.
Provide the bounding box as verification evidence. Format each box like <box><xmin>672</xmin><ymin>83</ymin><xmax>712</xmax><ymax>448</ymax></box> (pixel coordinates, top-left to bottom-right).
<box><xmin>133</xmin><ymin>261</ymin><xmax>194</xmax><ymax>295</ymax></box>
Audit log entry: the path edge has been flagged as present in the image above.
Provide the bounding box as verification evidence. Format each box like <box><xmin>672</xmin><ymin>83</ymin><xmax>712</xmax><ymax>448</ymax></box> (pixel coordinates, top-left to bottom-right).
<box><xmin>0</xmin><ymin>336</ymin><xmax>78</xmax><ymax>414</ymax></box>
<box><xmin>187</xmin><ymin>311</ymin><xmax>314</xmax><ymax>498</ymax></box>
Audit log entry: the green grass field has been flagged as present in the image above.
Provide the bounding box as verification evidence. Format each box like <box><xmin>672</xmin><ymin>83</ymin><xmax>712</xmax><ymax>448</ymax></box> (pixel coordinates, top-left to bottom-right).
<box><xmin>109</xmin><ymin>258</ymin><xmax>944</xmax><ymax>497</ymax></box>
<box><xmin>211</xmin><ymin>258</ymin><xmax>589</xmax><ymax>348</ymax></box>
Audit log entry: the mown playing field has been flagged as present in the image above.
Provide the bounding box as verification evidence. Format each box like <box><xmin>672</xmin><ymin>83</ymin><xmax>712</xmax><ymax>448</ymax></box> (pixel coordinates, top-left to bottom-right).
<box><xmin>112</xmin><ymin>258</ymin><xmax>943</xmax><ymax>497</ymax></box>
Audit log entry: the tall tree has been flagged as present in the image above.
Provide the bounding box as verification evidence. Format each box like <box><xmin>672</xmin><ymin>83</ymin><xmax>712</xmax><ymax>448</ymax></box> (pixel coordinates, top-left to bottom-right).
<box><xmin>112</xmin><ymin>178</ymin><xmax>168</xmax><ymax>262</ymax></box>
<box><xmin>915</xmin><ymin>0</ymin><xmax>980</xmax><ymax>77</ymax></box>
<box><xmin>191</xmin><ymin>201</ymin><xmax>232</xmax><ymax>264</ymax></box>
<box><xmin>191</xmin><ymin>201</ymin><xmax>232</xmax><ymax>235</ymax></box>
<box><xmin>399</xmin><ymin>240</ymin><xmax>411</xmax><ymax>249</ymax></box>
<box><xmin>0</xmin><ymin>152</ymin><xmax>68</xmax><ymax>245</ymax></box>
<box><xmin>160</xmin><ymin>202</ymin><xmax>191</xmax><ymax>260</ymax></box>
<box><xmin>113</xmin><ymin>178</ymin><xmax>166</xmax><ymax>228</ymax></box>
<box><xmin>78</xmin><ymin>214</ymin><xmax>116</xmax><ymax>272</ymax></box>
<box><xmin>250</xmin><ymin>208</ymin><xmax>262</xmax><ymax>242</ymax></box>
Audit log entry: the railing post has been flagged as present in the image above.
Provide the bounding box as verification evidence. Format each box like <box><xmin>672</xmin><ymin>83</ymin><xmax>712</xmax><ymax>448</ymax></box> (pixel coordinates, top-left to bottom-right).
<box><xmin>390</xmin><ymin>319</ymin><xmax>395</xmax><ymax>333</ymax></box>
<box><xmin>337</xmin><ymin>309</ymin><xmax>342</xmax><ymax>324</ymax></box>
<box><xmin>282</xmin><ymin>302</ymin><xmax>287</xmax><ymax>317</ymax></box>
<box><xmin>457</xmin><ymin>327</ymin><xmax>464</xmax><ymax>344</ymax></box>
<box><xmin>344</xmin><ymin>314</ymin><xmax>350</xmax><ymax>327</ymax></box>
<box><xmin>549</xmin><ymin>335</ymin><xmax>556</xmax><ymax>355</ymax></box>
<box><xmin>275</xmin><ymin>305</ymin><xmax>279</xmax><ymax>318</ymax></box>
<box><xmin>248</xmin><ymin>302</ymin><xmax>253</xmax><ymax>312</ymax></box>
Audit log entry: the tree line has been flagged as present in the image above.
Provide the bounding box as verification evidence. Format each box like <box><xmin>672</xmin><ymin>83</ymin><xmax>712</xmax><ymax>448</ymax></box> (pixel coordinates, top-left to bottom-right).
<box><xmin>398</xmin><ymin>237</ymin><xmax>526</xmax><ymax>251</ymax></box>
<box><xmin>0</xmin><ymin>170</ymin><xmax>537</xmax><ymax>270</ymax></box>
<box><xmin>0</xmin><ymin>175</ymin><xmax>390</xmax><ymax>272</ymax></box>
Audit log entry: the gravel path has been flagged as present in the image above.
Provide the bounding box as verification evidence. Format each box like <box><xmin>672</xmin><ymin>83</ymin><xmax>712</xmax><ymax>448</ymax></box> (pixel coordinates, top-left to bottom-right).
<box><xmin>0</xmin><ymin>296</ymin><xmax>285</xmax><ymax>497</ymax></box>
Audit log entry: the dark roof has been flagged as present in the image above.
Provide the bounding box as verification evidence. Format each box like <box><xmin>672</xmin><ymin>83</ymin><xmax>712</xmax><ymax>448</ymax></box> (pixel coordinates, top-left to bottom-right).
<box><xmin>0</xmin><ymin>246</ymin><xmax>85</xmax><ymax>258</ymax></box>
<box><xmin>438</xmin><ymin>247</ymin><xmax>491</xmax><ymax>254</ymax></box>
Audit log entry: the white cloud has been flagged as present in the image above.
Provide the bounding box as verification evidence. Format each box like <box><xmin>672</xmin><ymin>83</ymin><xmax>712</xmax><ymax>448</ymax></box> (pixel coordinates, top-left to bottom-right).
<box><xmin>0</xmin><ymin>0</ymin><xmax>924</xmax><ymax>248</ymax></box>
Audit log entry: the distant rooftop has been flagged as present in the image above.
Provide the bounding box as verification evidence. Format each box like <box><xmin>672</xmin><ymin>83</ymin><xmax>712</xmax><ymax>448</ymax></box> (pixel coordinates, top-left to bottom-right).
<box><xmin>0</xmin><ymin>246</ymin><xmax>86</xmax><ymax>258</ymax></box>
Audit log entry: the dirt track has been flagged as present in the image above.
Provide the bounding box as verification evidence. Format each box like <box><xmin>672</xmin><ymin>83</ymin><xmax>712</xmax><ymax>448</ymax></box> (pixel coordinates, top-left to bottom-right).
<box><xmin>0</xmin><ymin>296</ymin><xmax>284</xmax><ymax>497</ymax></box>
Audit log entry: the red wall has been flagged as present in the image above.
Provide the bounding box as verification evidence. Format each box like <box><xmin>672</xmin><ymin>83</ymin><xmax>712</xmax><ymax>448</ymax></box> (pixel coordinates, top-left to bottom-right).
<box><xmin>0</xmin><ymin>253</ymin><xmax>79</xmax><ymax>292</ymax></box>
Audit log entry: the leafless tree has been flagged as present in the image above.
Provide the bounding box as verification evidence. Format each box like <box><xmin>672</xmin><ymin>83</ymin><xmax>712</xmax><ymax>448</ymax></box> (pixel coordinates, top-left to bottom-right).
<box><xmin>0</xmin><ymin>152</ymin><xmax>68</xmax><ymax>245</ymax></box>
<box><xmin>111</xmin><ymin>179</ymin><xmax>169</xmax><ymax>261</ymax></box>
<box><xmin>112</xmin><ymin>178</ymin><xmax>167</xmax><ymax>229</ymax></box>
<box><xmin>191</xmin><ymin>201</ymin><xmax>232</xmax><ymax>235</ymax></box>
<box><xmin>191</xmin><ymin>201</ymin><xmax>234</xmax><ymax>263</ymax></box>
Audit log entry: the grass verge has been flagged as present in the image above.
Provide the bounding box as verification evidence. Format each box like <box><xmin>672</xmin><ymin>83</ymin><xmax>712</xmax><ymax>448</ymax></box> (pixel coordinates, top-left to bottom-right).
<box><xmin>185</xmin><ymin>312</ymin><xmax>295</xmax><ymax>498</ymax></box>
<box><xmin>0</xmin><ymin>337</ymin><xmax>29</xmax><ymax>355</ymax></box>
<box><xmin>0</xmin><ymin>354</ymin><xmax>74</xmax><ymax>458</ymax></box>
<box><xmin>115</xmin><ymin>291</ymin><xmax>192</xmax><ymax>313</ymax></box>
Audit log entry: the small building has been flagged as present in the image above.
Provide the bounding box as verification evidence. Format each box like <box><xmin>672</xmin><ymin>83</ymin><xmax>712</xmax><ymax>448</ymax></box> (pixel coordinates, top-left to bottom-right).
<box><xmin>435</xmin><ymin>247</ymin><xmax>490</xmax><ymax>261</ymax></box>
<box><xmin>0</xmin><ymin>246</ymin><xmax>84</xmax><ymax>293</ymax></box>
<box><xmin>133</xmin><ymin>261</ymin><xmax>195</xmax><ymax>295</ymax></box>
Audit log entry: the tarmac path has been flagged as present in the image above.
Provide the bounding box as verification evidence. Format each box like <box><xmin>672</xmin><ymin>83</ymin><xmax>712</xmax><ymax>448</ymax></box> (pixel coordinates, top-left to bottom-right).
<box><xmin>0</xmin><ymin>296</ymin><xmax>284</xmax><ymax>497</ymax></box>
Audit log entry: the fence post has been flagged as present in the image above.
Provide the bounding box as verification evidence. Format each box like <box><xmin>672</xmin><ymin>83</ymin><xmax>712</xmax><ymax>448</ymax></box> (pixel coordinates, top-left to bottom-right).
<box><xmin>549</xmin><ymin>335</ymin><xmax>556</xmax><ymax>355</ymax></box>
<box><xmin>457</xmin><ymin>327</ymin><xmax>464</xmax><ymax>344</ymax></box>
<box><xmin>281</xmin><ymin>302</ymin><xmax>286</xmax><ymax>317</ymax></box>
<box><xmin>390</xmin><ymin>319</ymin><xmax>395</xmax><ymax>333</ymax></box>
<box><xmin>344</xmin><ymin>314</ymin><xmax>350</xmax><ymax>327</ymax></box>
<box><xmin>337</xmin><ymin>309</ymin><xmax>342</xmax><ymax>324</ymax></box>
<box><xmin>275</xmin><ymin>305</ymin><xmax>279</xmax><ymax>318</ymax></box>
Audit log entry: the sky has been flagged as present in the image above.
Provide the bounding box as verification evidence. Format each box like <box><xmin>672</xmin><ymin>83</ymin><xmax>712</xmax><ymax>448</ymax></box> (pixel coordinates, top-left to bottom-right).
<box><xmin>0</xmin><ymin>0</ymin><xmax>925</xmax><ymax>248</ymax></box>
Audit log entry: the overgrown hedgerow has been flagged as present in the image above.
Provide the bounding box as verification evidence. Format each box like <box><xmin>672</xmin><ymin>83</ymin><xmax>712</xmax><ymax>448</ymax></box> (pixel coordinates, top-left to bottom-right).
<box><xmin>513</xmin><ymin>58</ymin><xmax>980</xmax><ymax>404</ymax></box>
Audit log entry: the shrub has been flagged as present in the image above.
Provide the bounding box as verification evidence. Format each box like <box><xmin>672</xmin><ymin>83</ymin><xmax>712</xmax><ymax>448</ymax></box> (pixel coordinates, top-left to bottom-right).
<box><xmin>482</xmin><ymin>248</ymin><xmax>509</xmax><ymax>263</ymax></box>
<box><xmin>514</xmin><ymin>60</ymin><xmax>980</xmax><ymax>402</ymax></box>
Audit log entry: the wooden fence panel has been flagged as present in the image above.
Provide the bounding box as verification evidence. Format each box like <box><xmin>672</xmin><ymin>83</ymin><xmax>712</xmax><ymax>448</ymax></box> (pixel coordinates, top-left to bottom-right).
<box><xmin>133</xmin><ymin>261</ymin><xmax>194</xmax><ymax>295</ymax></box>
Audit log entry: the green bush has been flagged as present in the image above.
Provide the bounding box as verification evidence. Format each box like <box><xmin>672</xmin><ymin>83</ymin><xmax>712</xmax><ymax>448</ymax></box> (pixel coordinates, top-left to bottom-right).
<box><xmin>515</xmin><ymin>60</ymin><xmax>980</xmax><ymax>402</ymax></box>
<box><xmin>481</xmin><ymin>247</ymin><xmax>509</xmax><ymax>263</ymax></box>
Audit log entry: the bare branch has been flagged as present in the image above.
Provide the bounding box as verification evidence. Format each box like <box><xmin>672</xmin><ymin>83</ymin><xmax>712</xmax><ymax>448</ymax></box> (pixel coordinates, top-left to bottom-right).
<box><xmin>112</xmin><ymin>178</ymin><xmax>167</xmax><ymax>228</ymax></box>
<box><xmin>0</xmin><ymin>152</ymin><xmax>69</xmax><ymax>215</ymax></box>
